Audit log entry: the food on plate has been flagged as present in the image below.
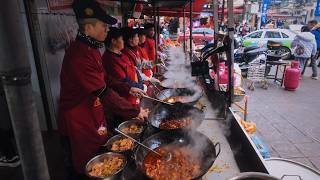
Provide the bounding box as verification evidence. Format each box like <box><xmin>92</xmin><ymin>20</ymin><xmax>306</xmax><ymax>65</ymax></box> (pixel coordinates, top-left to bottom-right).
<box><xmin>159</xmin><ymin>117</ymin><xmax>192</xmax><ymax>129</ymax></box>
<box><xmin>111</xmin><ymin>138</ymin><xmax>134</xmax><ymax>151</ymax></box>
<box><xmin>89</xmin><ymin>156</ymin><xmax>124</xmax><ymax>177</ymax></box>
<box><xmin>120</xmin><ymin>124</ymin><xmax>143</xmax><ymax>134</ymax></box>
<box><xmin>143</xmin><ymin>146</ymin><xmax>201</xmax><ymax>180</ymax></box>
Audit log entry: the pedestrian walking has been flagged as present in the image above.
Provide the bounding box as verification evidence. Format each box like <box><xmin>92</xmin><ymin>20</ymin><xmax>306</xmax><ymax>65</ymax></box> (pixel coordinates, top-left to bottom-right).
<box><xmin>308</xmin><ymin>20</ymin><xmax>320</xmax><ymax>69</ymax></box>
<box><xmin>291</xmin><ymin>26</ymin><xmax>317</xmax><ymax>79</ymax></box>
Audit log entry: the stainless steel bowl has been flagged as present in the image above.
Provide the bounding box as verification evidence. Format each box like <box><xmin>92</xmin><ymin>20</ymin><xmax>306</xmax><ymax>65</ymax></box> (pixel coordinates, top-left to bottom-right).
<box><xmin>104</xmin><ymin>134</ymin><xmax>136</xmax><ymax>154</ymax></box>
<box><xmin>227</xmin><ymin>172</ymin><xmax>280</xmax><ymax>180</ymax></box>
<box><xmin>85</xmin><ymin>152</ymin><xmax>127</xmax><ymax>180</ymax></box>
<box><xmin>118</xmin><ymin>120</ymin><xmax>146</xmax><ymax>139</ymax></box>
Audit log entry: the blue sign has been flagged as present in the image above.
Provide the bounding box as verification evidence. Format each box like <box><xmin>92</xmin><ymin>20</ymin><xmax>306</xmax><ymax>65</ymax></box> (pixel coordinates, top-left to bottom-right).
<box><xmin>261</xmin><ymin>0</ymin><xmax>269</xmax><ymax>27</ymax></box>
<box><xmin>315</xmin><ymin>0</ymin><xmax>320</xmax><ymax>16</ymax></box>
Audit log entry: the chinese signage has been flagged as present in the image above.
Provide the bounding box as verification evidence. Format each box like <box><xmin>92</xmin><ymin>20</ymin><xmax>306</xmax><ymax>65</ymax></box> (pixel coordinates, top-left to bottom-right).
<box><xmin>315</xmin><ymin>0</ymin><xmax>320</xmax><ymax>16</ymax></box>
<box><xmin>261</xmin><ymin>0</ymin><xmax>269</xmax><ymax>27</ymax></box>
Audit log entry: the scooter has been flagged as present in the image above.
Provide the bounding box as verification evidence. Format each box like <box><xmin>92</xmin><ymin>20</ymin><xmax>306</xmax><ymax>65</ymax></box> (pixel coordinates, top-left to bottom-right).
<box><xmin>234</xmin><ymin>46</ymin><xmax>268</xmax><ymax>75</ymax></box>
<box><xmin>234</xmin><ymin>40</ymin><xmax>290</xmax><ymax>76</ymax></box>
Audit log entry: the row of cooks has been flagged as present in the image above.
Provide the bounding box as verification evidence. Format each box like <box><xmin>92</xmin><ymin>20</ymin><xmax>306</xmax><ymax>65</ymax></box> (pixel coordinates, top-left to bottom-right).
<box><xmin>58</xmin><ymin>0</ymin><xmax>160</xmax><ymax>179</ymax></box>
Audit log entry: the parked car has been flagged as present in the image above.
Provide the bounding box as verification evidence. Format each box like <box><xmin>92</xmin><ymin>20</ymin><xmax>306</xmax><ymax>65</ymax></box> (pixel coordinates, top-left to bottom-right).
<box><xmin>178</xmin><ymin>28</ymin><xmax>214</xmax><ymax>46</ymax></box>
<box><xmin>242</xmin><ymin>29</ymin><xmax>296</xmax><ymax>59</ymax></box>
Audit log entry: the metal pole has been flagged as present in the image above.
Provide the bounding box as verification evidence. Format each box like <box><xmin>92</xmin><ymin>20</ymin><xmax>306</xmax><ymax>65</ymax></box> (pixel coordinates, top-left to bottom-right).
<box><xmin>183</xmin><ymin>7</ymin><xmax>186</xmax><ymax>52</ymax></box>
<box><xmin>242</xmin><ymin>0</ymin><xmax>248</xmax><ymax>23</ymax></box>
<box><xmin>189</xmin><ymin>0</ymin><xmax>193</xmax><ymax>61</ymax></box>
<box><xmin>213</xmin><ymin>0</ymin><xmax>220</xmax><ymax>91</ymax></box>
<box><xmin>0</xmin><ymin>1</ymin><xmax>50</xmax><ymax>180</ymax></box>
<box><xmin>24</xmin><ymin>0</ymin><xmax>54</xmax><ymax>133</ymax></box>
<box><xmin>221</xmin><ymin>0</ymin><xmax>225</xmax><ymax>29</ymax></box>
<box><xmin>156</xmin><ymin>7</ymin><xmax>160</xmax><ymax>46</ymax></box>
<box><xmin>153</xmin><ymin>4</ymin><xmax>158</xmax><ymax>65</ymax></box>
<box><xmin>213</xmin><ymin>0</ymin><xmax>219</xmax><ymax>33</ymax></box>
<box><xmin>227</xmin><ymin>0</ymin><xmax>234</xmax><ymax>107</ymax></box>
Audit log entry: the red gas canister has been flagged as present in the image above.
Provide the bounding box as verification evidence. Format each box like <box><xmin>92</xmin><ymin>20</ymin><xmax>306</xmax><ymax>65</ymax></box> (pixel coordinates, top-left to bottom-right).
<box><xmin>219</xmin><ymin>66</ymin><xmax>237</xmax><ymax>85</ymax></box>
<box><xmin>284</xmin><ymin>61</ymin><xmax>300</xmax><ymax>91</ymax></box>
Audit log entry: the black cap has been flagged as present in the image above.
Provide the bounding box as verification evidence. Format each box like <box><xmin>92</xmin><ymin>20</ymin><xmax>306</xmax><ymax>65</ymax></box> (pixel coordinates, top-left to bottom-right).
<box><xmin>144</xmin><ymin>23</ymin><xmax>154</xmax><ymax>30</ymax></box>
<box><xmin>137</xmin><ymin>28</ymin><xmax>146</xmax><ymax>36</ymax></box>
<box><xmin>72</xmin><ymin>0</ymin><xmax>117</xmax><ymax>25</ymax></box>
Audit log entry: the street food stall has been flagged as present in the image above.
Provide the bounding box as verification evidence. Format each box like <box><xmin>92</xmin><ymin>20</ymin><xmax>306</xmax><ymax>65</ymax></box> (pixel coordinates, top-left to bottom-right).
<box><xmin>1</xmin><ymin>0</ymin><xmax>306</xmax><ymax>180</ymax></box>
<box><xmin>83</xmin><ymin>0</ymin><xmax>273</xmax><ymax>179</ymax></box>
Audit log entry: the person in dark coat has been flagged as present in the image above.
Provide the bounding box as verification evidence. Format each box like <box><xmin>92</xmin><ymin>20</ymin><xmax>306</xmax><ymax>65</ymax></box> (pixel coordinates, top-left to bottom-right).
<box><xmin>308</xmin><ymin>20</ymin><xmax>320</xmax><ymax>69</ymax></box>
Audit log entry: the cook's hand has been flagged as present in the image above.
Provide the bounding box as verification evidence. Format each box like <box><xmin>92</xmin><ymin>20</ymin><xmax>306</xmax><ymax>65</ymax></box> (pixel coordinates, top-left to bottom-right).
<box><xmin>137</xmin><ymin>108</ymin><xmax>150</xmax><ymax>121</ymax></box>
<box><xmin>129</xmin><ymin>87</ymin><xmax>146</xmax><ymax>98</ymax></box>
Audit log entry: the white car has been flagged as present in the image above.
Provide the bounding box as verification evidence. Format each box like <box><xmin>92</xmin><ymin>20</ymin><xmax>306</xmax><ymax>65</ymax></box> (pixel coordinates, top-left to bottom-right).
<box><xmin>242</xmin><ymin>29</ymin><xmax>296</xmax><ymax>59</ymax></box>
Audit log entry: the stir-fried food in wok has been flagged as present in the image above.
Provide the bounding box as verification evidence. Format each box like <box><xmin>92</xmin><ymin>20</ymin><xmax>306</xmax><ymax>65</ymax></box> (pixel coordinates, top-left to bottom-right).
<box><xmin>111</xmin><ymin>138</ymin><xmax>134</xmax><ymax>151</ymax></box>
<box><xmin>159</xmin><ymin>117</ymin><xmax>192</xmax><ymax>129</ymax></box>
<box><xmin>120</xmin><ymin>124</ymin><xmax>143</xmax><ymax>134</ymax></box>
<box><xmin>143</xmin><ymin>146</ymin><xmax>201</xmax><ymax>180</ymax></box>
<box><xmin>89</xmin><ymin>156</ymin><xmax>124</xmax><ymax>177</ymax></box>
<box><xmin>163</xmin><ymin>96</ymin><xmax>189</xmax><ymax>103</ymax></box>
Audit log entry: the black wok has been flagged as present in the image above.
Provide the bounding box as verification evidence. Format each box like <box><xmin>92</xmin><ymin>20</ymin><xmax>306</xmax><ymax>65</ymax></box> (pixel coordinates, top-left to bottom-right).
<box><xmin>159</xmin><ymin>79</ymin><xmax>196</xmax><ymax>89</ymax></box>
<box><xmin>134</xmin><ymin>130</ymin><xmax>221</xmax><ymax>180</ymax></box>
<box><xmin>155</xmin><ymin>88</ymin><xmax>203</xmax><ymax>105</ymax></box>
<box><xmin>148</xmin><ymin>102</ymin><xmax>205</xmax><ymax>130</ymax></box>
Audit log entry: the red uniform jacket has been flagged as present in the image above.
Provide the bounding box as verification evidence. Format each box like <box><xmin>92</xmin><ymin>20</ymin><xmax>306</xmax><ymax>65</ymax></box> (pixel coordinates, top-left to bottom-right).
<box><xmin>59</xmin><ymin>40</ymin><xmax>139</xmax><ymax>174</ymax></box>
<box><xmin>138</xmin><ymin>46</ymin><xmax>153</xmax><ymax>78</ymax></box>
<box><xmin>102</xmin><ymin>49</ymin><xmax>141</xmax><ymax>105</ymax></box>
<box><xmin>144</xmin><ymin>37</ymin><xmax>157</xmax><ymax>73</ymax></box>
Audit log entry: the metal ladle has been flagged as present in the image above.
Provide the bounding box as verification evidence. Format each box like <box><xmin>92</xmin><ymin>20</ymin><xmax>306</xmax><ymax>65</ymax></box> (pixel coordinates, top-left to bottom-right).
<box><xmin>114</xmin><ymin>128</ymin><xmax>172</xmax><ymax>161</ymax></box>
<box><xmin>149</xmin><ymin>80</ymin><xmax>169</xmax><ymax>99</ymax></box>
<box><xmin>142</xmin><ymin>94</ymin><xmax>174</xmax><ymax>106</ymax></box>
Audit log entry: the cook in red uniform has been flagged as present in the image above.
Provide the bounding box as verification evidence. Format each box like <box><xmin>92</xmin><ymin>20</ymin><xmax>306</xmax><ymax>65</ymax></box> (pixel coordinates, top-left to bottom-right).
<box><xmin>138</xmin><ymin>28</ymin><xmax>154</xmax><ymax>79</ymax></box>
<box><xmin>143</xmin><ymin>23</ymin><xmax>157</xmax><ymax>73</ymax></box>
<box><xmin>58</xmin><ymin>0</ymin><xmax>148</xmax><ymax>178</ymax></box>
<box><xmin>102</xmin><ymin>27</ymin><xmax>144</xmax><ymax>105</ymax></box>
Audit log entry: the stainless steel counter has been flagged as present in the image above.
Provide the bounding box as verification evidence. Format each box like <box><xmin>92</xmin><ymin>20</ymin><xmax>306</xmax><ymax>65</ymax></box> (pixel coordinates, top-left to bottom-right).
<box><xmin>198</xmin><ymin>97</ymin><xmax>240</xmax><ymax>180</ymax></box>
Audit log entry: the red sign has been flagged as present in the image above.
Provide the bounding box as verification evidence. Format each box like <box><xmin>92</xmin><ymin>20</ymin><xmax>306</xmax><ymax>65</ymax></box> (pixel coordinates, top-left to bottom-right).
<box><xmin>47</xmin><ymin>0</ymin><xmax>73</xmax><ymax>10</ymax></box>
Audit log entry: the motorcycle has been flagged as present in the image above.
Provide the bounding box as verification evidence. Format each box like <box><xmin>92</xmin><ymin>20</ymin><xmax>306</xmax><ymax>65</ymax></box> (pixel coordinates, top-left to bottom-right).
<box><xmin>234</xmin><ymin>40</ymin><xmax>290</xmax><ymax>76</ymax></box>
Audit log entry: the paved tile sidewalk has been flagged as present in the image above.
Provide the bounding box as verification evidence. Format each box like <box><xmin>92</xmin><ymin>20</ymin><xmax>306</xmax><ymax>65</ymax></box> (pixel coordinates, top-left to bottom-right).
<box><xmin>245</xmin><ymin>68</ymin><xmax>320</xmax><ymax>171</ymax></box>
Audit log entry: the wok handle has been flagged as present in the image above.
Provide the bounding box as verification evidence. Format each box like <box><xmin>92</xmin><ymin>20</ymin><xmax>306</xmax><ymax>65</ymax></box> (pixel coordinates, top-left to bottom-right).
<box><xmin>214</xmin><ymin>142</ymin><xmax>221</xmax><ymax>157</ymax></box>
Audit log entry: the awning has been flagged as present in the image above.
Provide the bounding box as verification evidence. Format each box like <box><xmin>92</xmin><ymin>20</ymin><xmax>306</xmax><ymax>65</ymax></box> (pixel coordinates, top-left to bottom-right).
<box><xmin>142</xmin><ymin>0</ymin><xmax>205</xmax><ymax>17</ymax></box>
<box><xmin>143</xmin><ymin>0</ymin><xmax>243</xmax><ymax>17</ymax></box>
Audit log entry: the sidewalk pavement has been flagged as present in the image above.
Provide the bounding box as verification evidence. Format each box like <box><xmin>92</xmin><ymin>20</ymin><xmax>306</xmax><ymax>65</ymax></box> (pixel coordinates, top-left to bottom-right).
<box><xmin>246</xmin><ymin>67</ymin><xmax>320</xmax><ymax>171</ymax></box>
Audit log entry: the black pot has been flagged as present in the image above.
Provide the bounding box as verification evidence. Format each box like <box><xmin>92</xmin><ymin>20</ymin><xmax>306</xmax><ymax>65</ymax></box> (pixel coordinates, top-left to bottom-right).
<box><xmin>147</xmin><ymin>103</ymin><xmax>205</xmax><ymax>130</ymax></box>
<box><xmin>134</xmin><ymin>130</ymin><xmax>221</xmax><ymax>180</ymax></box>
<box><xmin>154</xmin><ymin>88</ymin><xmax>203</xmax><ymax>106</ymax></box>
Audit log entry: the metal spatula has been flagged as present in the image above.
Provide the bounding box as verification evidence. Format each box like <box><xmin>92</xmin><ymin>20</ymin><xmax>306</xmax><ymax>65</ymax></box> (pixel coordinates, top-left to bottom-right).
<box><xmin>115</xmin><ymin>128</ymin><xmax>172</xmax><ymax>161</ymax></box>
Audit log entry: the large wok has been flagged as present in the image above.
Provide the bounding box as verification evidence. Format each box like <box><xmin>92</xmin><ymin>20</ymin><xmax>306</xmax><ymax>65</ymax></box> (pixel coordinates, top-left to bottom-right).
<box><xmin>155</xmin><ymin>88</ymin><xmax>203</xmax><ymax>105</ymax></box>
<box><xmin>134</xmin><ymin>130</ymin><xmax>221</xmax><ymax>179</ymax></box>
<box><xmin>159</xmin><ymin>78</ymin><xmax>196</xmax><ymax>89</ymax></box>
<box><xmin>147</xmin><ymin>103</ymin><xmax>205</xmax><ymax>130</ymax></box>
